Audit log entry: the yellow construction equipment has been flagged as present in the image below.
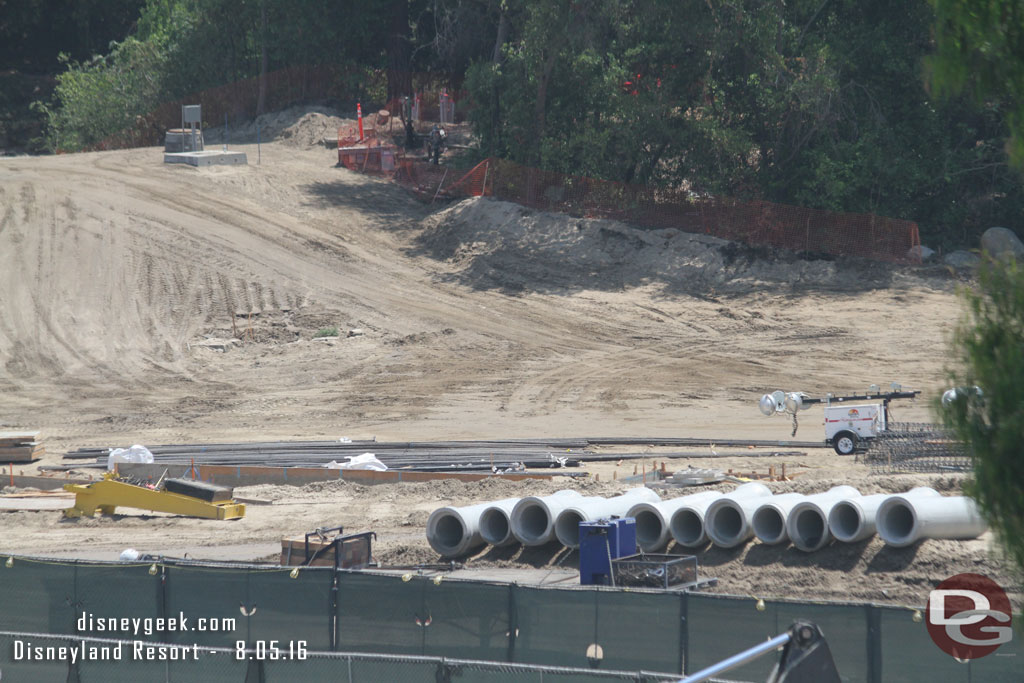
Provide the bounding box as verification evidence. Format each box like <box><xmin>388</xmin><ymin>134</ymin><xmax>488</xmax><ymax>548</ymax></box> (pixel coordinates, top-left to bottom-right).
<box><xmin>63</xmin><ymin>474</ymin><xmax>245</xmax><ymax>520</ymax></box>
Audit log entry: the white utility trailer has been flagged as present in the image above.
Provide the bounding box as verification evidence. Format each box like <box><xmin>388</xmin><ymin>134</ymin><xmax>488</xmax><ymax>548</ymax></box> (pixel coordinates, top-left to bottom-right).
<box><xmin>760</xmin><ymin>386</ymin><xmax>920</xmax><ymax>455</ymax></box>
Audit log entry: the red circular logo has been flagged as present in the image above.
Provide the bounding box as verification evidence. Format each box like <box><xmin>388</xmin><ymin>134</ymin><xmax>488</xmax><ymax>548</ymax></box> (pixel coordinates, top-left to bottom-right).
<box><xmin>926</xmin><ymin>573</ymin><xmax>1012</xmax><ymax>660</ymax></box>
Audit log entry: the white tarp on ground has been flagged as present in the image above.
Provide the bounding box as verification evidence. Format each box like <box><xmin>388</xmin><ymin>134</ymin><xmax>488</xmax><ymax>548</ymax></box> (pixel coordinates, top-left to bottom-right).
<box><xmin>323</xmin><ymin>453</ymin><xmax>387</xmax><ymax>471</ymax></box>
<box><xmin>106</xmin><ymin>444</ymin><xmax>155</xmax><ymax>471</ymax></box>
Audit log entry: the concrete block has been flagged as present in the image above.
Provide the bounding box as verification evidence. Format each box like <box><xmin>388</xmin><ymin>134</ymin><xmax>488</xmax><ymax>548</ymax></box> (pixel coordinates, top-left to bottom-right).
<box><xmin>164</xmin><ymin>151</ymin><xmax>248</xmax><ymax>167</ymax></box>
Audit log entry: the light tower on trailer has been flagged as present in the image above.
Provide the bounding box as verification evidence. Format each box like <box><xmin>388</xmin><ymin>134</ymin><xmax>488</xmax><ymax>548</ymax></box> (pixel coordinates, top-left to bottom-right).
<box><xmin>759</xmin><ymin>384</ymin><xmax>920</xmax><ymax>455</ymax></box>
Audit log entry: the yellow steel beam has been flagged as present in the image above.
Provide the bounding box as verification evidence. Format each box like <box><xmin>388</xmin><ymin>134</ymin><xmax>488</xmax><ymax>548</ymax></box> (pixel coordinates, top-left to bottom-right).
<box><xmin>63</xmin><ymin>479</ymin><xmax>245</xmax><ymax>520</ymax></box>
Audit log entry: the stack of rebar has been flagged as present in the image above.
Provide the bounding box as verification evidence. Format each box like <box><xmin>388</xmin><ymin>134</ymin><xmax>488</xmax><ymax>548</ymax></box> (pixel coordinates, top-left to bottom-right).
<box><xmin>58</xmin><ymin>439</ymin><xmax>590</xmax><ymax>473</ymax></box>
<box><xmin>867</xmin><ymin>422</ymin><xmax>970</xmax><ymax>474</ymax></box>
<box><xmin>54</xmin><ymin>436</ymin><xmax>828</xmax><ymax>473</ymax></box>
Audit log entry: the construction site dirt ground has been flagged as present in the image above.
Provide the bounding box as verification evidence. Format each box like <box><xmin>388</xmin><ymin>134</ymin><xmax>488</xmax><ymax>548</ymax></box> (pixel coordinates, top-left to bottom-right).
<box><xmin>0</xmin><ymin>109</ymin><xmax>1015</xmax><ymax>608</ymax></box>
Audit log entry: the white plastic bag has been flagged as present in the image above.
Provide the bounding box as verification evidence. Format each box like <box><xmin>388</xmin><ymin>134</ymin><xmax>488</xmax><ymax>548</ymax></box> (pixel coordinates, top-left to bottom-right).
<box><xmin>322</xmin><ymin>453</ymin><xmax>387</xmax><ymax>471</ymax></box>
<box><xmin>107</xmin><ymin>444</ymin><xmax>155</xmax><ymax>471</ymax></box>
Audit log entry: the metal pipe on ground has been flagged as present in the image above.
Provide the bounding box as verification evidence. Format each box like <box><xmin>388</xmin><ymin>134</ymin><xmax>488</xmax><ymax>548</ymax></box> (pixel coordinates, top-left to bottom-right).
<box><xmin>751</xmin><ymin>493</ymin><xmax>807</xmax><ymax>545</ymax></box>
<box><xmin>828</xmin><ymin>488</ymin><xmax>935</xmax><ymax>543</ymax></box>
<box><xmin>510</xmin><ymin>490</ymin><xmax>585</xmax><ymax>546</ymax></box>
<box><xmin>553</xmin><ymin>488</ymin><xmax>661</xmax><ymax>548</ymax></box>
<box><xmin>692</xmin><ymin>483</ymin><xmax>774</xmax><ymax>548</ymax></box>
<box><xmin>876</xmin><ymin>492</ymin><xmax>986</xmax><ymax>547</ymax></box>
<box><xmin>629</xmin><ymin>491</ymin><xmax>722</xmax><ymax>552</ymax></box>
<box><xmin>784</xmin><ymin>486</ymin><xmax>861</xmax><ymax>552</ymax></box>
<box><xmin>426</xmin><ymin>497</ymin><xmax>521</xmax><ymax>557</ymax></box>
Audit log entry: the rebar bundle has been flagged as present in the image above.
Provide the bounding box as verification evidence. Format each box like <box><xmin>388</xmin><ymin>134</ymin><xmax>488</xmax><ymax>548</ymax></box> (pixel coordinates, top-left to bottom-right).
<box><xmin>867</xmin><ymin>422</ymin><xmax>970</xmax><ymax>474</ymax></box>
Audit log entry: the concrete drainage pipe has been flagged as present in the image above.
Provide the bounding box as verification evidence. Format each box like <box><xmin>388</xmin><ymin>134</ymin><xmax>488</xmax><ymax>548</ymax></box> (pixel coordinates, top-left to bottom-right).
<box><xmin>510</xmin><ymin>490</ymin><xmax>585</xmax><ymax>546</ymax></box>
<box><xmin>670</xmin><ymin>482</ymin><xmax>771</xmax><ymax>548</ymax></box>
<box><xmin>426</xmin><ymin>496</ymin><xmax>522</xmax><ymax>558</ymax></box>
<box><xmin>702</xmin><ymin>483</ymin><xmax>776</xmax><ymax>548</ymax></box>
<box><xmin>877</xmin><ymin>492</ymin><xmax>986</xmax><ymax>547</ymax></box>
<box><xmin>828</xmin><ymin>488</ymin><xmax>936</xmax><ymax>543</ymax></box>
<box><xmin>629</xmin><ymin>491</ymin><xmax>722</xmax><ymax>552</ymax></box>
<box><xmin>751</xmin><ymin>493</ymin><xmax>808</xmax><ymax>545</ymax></box>
<box><xmin>784</xmin><ymin>486</ymin><xmax>861</xmax><ymax>552</ymax></box>
<box><xmin>554</xmin><ymin>488</ymin><xmax>661</xmax><ymax>548</ymax></box>
<box><xmin>479</xmin><ymin>498</ymin><xmax>524</xmax><ymax>547</ymax></box>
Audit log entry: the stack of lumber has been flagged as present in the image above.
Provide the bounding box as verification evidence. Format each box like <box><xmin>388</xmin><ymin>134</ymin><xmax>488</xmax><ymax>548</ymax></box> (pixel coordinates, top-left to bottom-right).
<box><xmin>0</xmin><ymin>431</ymin><xmax>44</xmax><ymax>463</ymax></box>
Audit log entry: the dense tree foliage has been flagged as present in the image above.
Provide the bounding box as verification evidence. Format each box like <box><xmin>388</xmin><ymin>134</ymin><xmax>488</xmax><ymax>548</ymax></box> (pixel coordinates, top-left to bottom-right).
<box><xmin>0</xmin><ymin>0</ymin><xmax>146</xmax><ymax>151</ymax></box>
<box><xmin>942</xmin><ymin>258</ymin><xmax>1024</xmax><ymax>573</ymax></box>
<box><xmin>9</xmin><ymin>0</ymin><xmax>1024</xmax><ymax>248</ymax></box>
<box><xmin>467</xmin><ymin>0</ymin><xmax>1023</xmax><ymax>249</ymax></box>
<box><xmin>930</xmin><ymin>0</ymin><xmax>1024</xmax><ymax>167</ymax></box>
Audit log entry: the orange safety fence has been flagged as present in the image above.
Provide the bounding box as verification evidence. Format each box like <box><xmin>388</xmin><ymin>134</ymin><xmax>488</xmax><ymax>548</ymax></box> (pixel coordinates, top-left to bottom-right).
<box><xmin>77</xmin><ymin>61</ymin><xmax>920</xmax><ymax>264</ymax></box>
<box><xmin>386</xmin><ymin>157</ymin><xmax>921</xmax><ymax>264</ymax></box>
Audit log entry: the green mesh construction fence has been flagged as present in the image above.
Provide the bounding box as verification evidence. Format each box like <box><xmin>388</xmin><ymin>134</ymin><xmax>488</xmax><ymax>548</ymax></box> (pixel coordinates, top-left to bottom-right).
<box><xmin>0</xmin><ymin>556</ymin><xmax>1018</xmax><ymax>682</ymax></box>
<box><xmin>0</xmin><ymin>632</ymin><xmax>676</xmax><ymax>682</ymax></box>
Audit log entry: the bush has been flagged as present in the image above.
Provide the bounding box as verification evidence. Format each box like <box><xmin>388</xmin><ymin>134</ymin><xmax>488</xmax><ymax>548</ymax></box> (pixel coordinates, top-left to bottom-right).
<box><xmin>313</xmin><ymin>327</ymin><xmax>339</xmax><ymax>338</ymax></box>
<box><xmin>36</xmin><ymin>37</ymin><xmax>171</xmax><ymax>151</ymax></box>
<box><xmin>940</xmin><ymin>256</ymin><xmax>1024</xmax><ymax>572</ymax></box>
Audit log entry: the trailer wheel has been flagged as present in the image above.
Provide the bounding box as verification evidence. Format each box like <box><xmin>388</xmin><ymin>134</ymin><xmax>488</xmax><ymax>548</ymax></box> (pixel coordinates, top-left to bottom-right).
<box><xmin>833</xmin><ymin>432</ymin><xmax>858</xmax><ymax>456</ymax></box>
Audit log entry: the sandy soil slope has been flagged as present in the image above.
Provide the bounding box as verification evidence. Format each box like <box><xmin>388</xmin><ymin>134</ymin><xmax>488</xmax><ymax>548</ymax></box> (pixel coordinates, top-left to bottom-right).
<box><xmin>0</xmin><ymin>113</ymin><xmax>1005</xmax><ymax>606</ymax></box>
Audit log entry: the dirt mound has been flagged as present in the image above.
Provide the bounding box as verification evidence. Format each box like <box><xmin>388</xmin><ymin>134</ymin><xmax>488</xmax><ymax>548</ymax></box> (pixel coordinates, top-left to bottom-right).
<box><xmin>419</xmin><ymin>197</ymin><xmax>924</xmax><ymax>295</ymax></box>
<box><xmin>205</xmin><ymin>105</ymin><xmax>356</xmax><ymax>147</ymax></box>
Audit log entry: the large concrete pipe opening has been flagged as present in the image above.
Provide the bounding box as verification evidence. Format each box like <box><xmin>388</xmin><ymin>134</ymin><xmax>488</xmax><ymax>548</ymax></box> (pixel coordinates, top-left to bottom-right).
<box><xmin>426</xmin><ymin>507</ymin><xmax>481</xmax><ymax>557</ymax></box>
<box><xmin>427</xmin><ymin>497</ymin><xmax>522</xmax><ymax>557</ymax></box>
<box><xmin>751</xmin><ymin>506</ymin><xmax>787</xmax><ymax>545</ymax></box>
<box><xmin>516</xmin><ymin>505</ymin><xmax>551</xmax><ymax>544</ymax></box>
<box><xmin>829</xmin><ymin>502</ymin><xmax>864</xmax><ymax>543</ymax></box>
<box><xmin>670</xmin><ymin>509</ymin><xmax>706</xmax><ymax>547</ymax></box>
<box><xmin>629</xmin><ymin>493</ymin><xmax>719</xmax><ymax>552</ymax></box>
<box><xmin>751</xmin><ymin>493</ymin><xmax>804</xmax><ymax>545</ymax></box>
<box><xmin>707</xmin><ymin>503</ymin><xmax>745</xmax><ymax>547</ymax></box>
<box><xmin>669</xmin><ymin>486</ymin><xmax>764</xmax><ymax>548</ymax></box>
<box><xmin>878</xmin><ymin>499</ymin><xmax>917</xmax><ymax>545</ymax></box>
<box><xmin>828</xmin><ymin>490</ymin><xmax>932</xmax><ymax>545</ymax></box>
<box><xmin>434</xmin><ymin>515</ymin><xmax>465</xmax><ymax>554</ymax></box>
<box><xmin>790</xmin><ymin>506</ymin><xmax>827</xmax><ymax>551</ymax></box>
<box><xmin>877</xmin><ymin>494</ymin><xmax>986</xmax><ymax>547</ymax></box>
<box><xmin>554</xmin><ymin>511</ymin><xmax>586</xmax><ymax>547</ymax></box>
<box><xmin>633</xmin><ymin>508</ymin><xmax>665</xmax><ymax>549</ymax></box>
<box><xmin>480</xmin><ymin>508</ymin><xmax>512</xmax><ymax>546</ymax></box>
<box><xmin>510</xmin><ymin>491</ymin><xmax>583</xmax><ymax>546</ymax></box>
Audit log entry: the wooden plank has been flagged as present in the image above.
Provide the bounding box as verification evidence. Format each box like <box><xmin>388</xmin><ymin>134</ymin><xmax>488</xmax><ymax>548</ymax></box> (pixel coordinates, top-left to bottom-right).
<box><xmin>7</xmin><ymin>474</ymin><xmax>92</xmax><ymax>490</ymax></box>
<box><xmin>0</xmin><ymin>446</ymin><xmax>44</xmax><ymax>457</ymax></box>
<box><xmin>0</xmin><ymin>450</ymin><xmax>42</xmax><ymax>463</ymax></box>
<box><xmin>0</xmin><ymin>431</ymin><xmax>41</xmax><ymax>445</ymax></box>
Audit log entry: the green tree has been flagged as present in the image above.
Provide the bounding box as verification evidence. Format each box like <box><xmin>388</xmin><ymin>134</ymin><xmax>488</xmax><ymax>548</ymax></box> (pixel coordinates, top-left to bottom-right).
<box><xmin>929</xmin><ymin>0</ymin><xmax>1024</xmax><ymax>167</ymax></box>
<box><xmin>942</xmin><ymin>257</ymin><xmax>1024</xmax><ymax>572</ymax></box>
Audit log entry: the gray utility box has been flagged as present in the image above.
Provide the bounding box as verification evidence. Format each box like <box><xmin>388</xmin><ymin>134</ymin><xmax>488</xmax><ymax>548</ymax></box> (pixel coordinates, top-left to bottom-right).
<box><xmin>182</xmin><ymin>105</ymin><xmax>201</xmax><ymax>124</ymax></box>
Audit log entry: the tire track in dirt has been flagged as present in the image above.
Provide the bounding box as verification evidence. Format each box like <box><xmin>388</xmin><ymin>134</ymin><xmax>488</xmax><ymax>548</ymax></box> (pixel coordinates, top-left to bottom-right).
<box><xmin>100</xmin><ymin>162</ymin><xmax>598</xmax><ymax>354</ymax></box>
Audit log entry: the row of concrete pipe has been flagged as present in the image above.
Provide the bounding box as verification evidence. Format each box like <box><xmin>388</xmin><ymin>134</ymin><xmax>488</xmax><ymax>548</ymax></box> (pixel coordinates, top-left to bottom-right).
<box><xmin>425</xmin><ymin>483</ymin><xmax>987</xmax><ymax>558</ymax></box>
